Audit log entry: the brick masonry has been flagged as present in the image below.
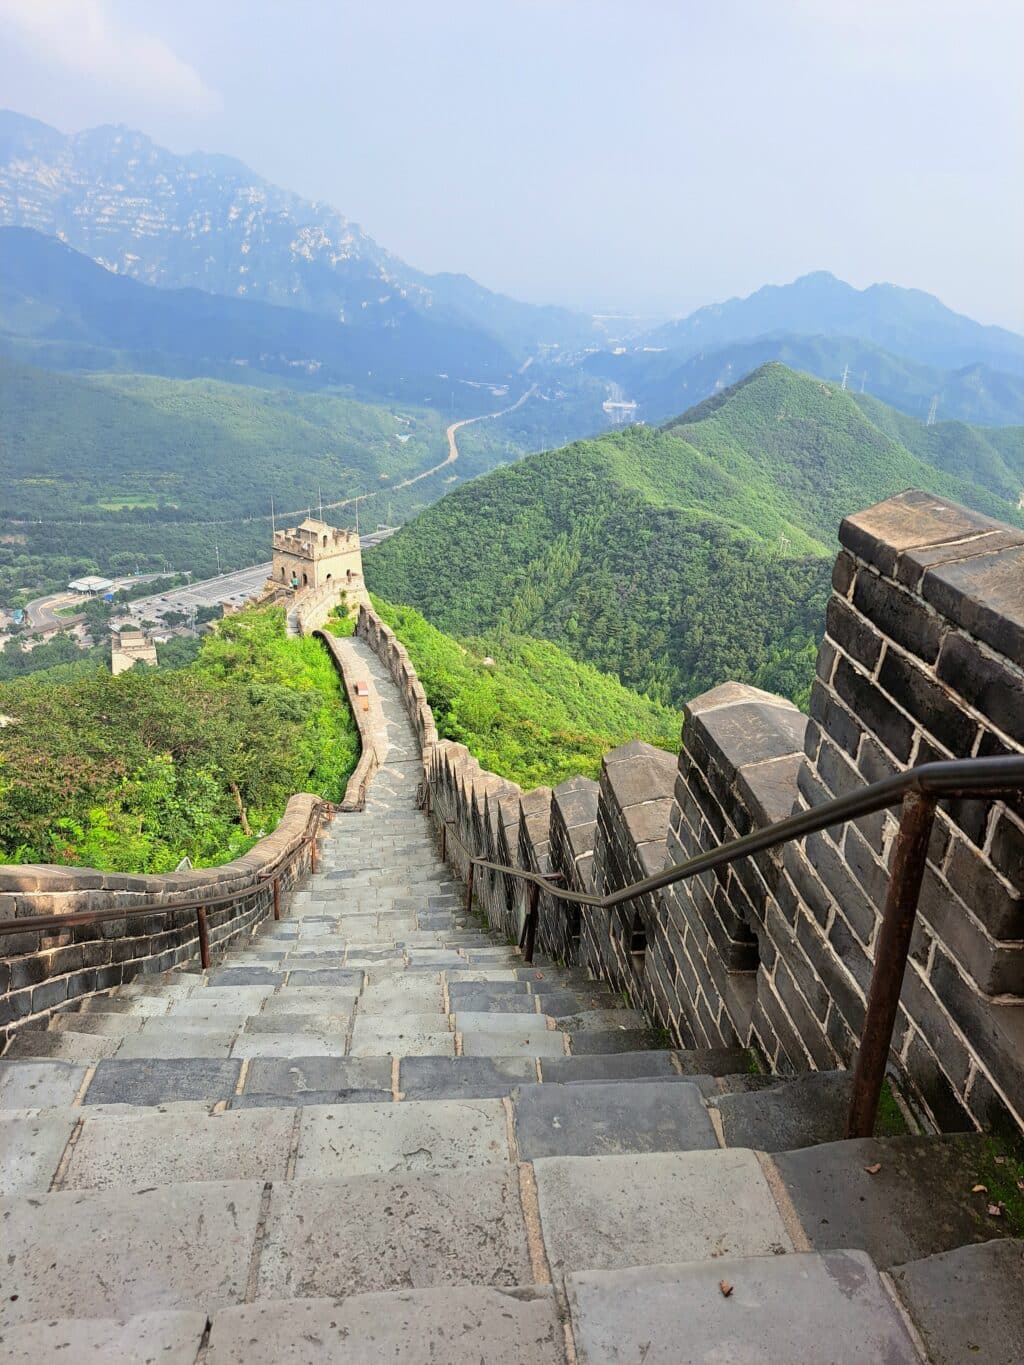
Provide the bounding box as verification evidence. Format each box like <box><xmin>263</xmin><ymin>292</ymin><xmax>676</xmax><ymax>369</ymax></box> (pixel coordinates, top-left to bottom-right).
<box><xmin>359</xmin><ymin>492</ymin><xmax>1024</xmax><ymax>1138</ymax></box>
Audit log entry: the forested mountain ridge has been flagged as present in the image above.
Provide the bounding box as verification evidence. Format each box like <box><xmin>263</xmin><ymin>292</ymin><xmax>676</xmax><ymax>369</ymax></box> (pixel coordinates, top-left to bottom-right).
<box><xmin>584</xmin><ymin>333</ymin><xmax>1024</xmax><ymax>428</ymax></box>
<box><xmin>0</xmin><ymin>110</ymin><xmax>594</xmax><ymax>355</ymax></box>
<box><xmin>640</xmin><ymin>270</ymin><xmax>1024</xmax><ymax>375</ymax></box>
<box><xmin>0</xmin><ymin>227</ymin><xmax>516</xmax><ymax>395</ymax></box>
<box><xmin>365</xmin><ymin>365</ymin><xmax>1024</xmax><ymax>707</ymax></box>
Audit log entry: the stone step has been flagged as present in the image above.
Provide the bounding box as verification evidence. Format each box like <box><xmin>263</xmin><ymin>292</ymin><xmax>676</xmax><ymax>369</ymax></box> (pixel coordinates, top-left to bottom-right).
<box><xmin>565</xmin><ymin>1249</ymin><xmax>921</xmax><ymax>1363</ymax></box>
<box><xmin>512</xmin><ymin>1079</ymin><xmax>717</xmax><ymax>1160</ymax></box>
<box><xmin>710</xmin><ymin>1068</ymin><xmax>855</xmax><ymax>1151</ymax></box>
<box><xmin>890</xmin><ymin>1238</ymin><xmax>1024</xmax><ymax>1365</ymax></box>
<box><xmin>773</xmin><ymin>1132</ymin><xmax>1009</xmax><ymax>1270</ymax></box>
<box><xmin>202</xmin><ymin>1286</ymin><xmax>565</xmax><ymax>1364</ymax></box>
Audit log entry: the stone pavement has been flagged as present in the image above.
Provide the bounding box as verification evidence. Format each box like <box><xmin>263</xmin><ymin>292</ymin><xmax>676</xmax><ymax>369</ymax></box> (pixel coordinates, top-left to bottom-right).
<box><xmin>0</xmin><ymin>636</ymin><xmax>1018</xmax><ymax>1361</ymax></box>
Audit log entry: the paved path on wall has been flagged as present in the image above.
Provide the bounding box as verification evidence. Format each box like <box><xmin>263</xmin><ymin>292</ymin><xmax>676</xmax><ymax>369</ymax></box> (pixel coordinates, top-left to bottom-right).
<box><xmin>0</xmin><ymin>638</ymin><xmax>1013</xmax><ymax>1359</ymax></box>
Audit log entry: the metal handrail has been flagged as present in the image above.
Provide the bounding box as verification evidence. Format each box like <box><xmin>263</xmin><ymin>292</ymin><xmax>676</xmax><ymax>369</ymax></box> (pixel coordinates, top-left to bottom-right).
<box><xmin>0</xmin><ymin>800</ymin><xmax>332</xmax><ymax>966</ymax></box>
<box><xmin>424</xmin><ymin>753</ymin><xmax>1024</xmax><ymax>1138</ymax></box>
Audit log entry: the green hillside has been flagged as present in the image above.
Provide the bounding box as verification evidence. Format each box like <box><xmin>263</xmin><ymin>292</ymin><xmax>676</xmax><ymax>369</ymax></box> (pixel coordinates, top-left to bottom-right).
<box><xmin>366</xmin><ymin>365</ymin><xmax>1024</xmax><ymax>707</ymax></box>
<box><xmin>0</xmin><ymin>608</ymin><xmax>357</xmax><ymax>872</ymax></box>
<box><xmin>372</xmin><ymin>598</ymin><xmax>680</xmax><ymax>788</ymax></box>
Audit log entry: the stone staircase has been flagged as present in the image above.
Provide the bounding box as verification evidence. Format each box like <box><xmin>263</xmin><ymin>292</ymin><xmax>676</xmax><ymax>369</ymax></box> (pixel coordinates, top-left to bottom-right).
<box><xmin>0</xmin><ymin>642</ymin><xmax>1021</xmax><ymax>1362</ymax></box>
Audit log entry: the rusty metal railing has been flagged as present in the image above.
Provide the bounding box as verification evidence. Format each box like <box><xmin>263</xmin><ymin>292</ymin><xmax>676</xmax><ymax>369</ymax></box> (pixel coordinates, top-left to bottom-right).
<box><xmin>0</xmin><ymin>800</ymin><xmax>332</xmax><ymax>969</ymax></box>
<box><xmin>422</xmin><ymin>753</ymin><xmax>1024</xmax><ymax>1140</ymax></box>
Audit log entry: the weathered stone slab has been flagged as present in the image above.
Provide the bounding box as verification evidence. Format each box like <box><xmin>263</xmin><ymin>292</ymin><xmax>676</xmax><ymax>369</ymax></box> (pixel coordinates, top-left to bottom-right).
<box><xmin>63</xmin><ymin>1108</ymin><xmax>294</xmax><ymax>1190</ymax></box>
<box><xmin>206</xmin><ymin>968</ymin><xmax>283</xmax><ymax>987</ymax></box>
<box><xmin>230</xmin><ymin>1090</ymin><xmax>391</xmax><ymax>1109</ymax></box>
<box><xmin>405</xmin><ymin>950</ymin><xmax>467</xmax><ymax>969</ymax></box>
<box><xmin>539</xmin><ymin>1052</ymin><xmax>678</xmax><ymax>1084</ymax></box>
<box><xmin>460</xmin><ymin>1026</ymin><xmax>567</xmax><ymax>1058</ymax></box>
<box><xmin>50</xmin><ymin>1012</ymin><xmax>144</xmax><ymax>1036</ymax></box>
<box><xmin>259</xmin><ymin>1167</ymin><xmax>532</xmax><ymax>1298</ymax></box>
<box><xmin>349</xmin><ymin>1015</ymin><xmax>454</xmax><ymax>1057</ymax></box>
<box><xmin>453</xmin><ymin>993</ymin><xmax>538</xmax><ymax>1014</ymax></box>
<box><xmin>84</xmin><ymin>1057</ymin><xmax>241</xmax><ymax>1106</ymax></box>
<box><xmin>567</xmin><ymin>1249</ymin><xmax>920</xmax><ymax>1364</ymax></box>
<box><xmin>399</xmin><ymin>1056</ymin><xmax>537</xmax><ymax>1099</ymax></box>
<box><xmin>0</xmin><ymin>1179</ymin><xmax>262</xmax><ymax>1325</ymax></box>
<box><xmin>567</xmin><ymin>1029</ymin><xmax>666</xmax><ymax>1055</ymax></box>
<box><xmin>285</xmin><ymin>968</ymin><xmax>365</xmax><ymax>988</ymax></box>
<box><xmin>513</xmin><ymin>1080</ymin><xmax>716</xmax><ymax>1160</ymax></box>
<box><xmin>533</xmin><ymin>1149</ymin><xmax>790</xmax><ymax>1278</ymax></box>
<box><xmin>169</xmin><ymin>989</ymin><xmax>274</xmax><ymax>1014</ymax></box>
<box><xmin>0</xmin><ymin>1311</ymin><xmax>208</xmax><ymax>1365</ymax></box>
<box><xmin>713</xmin><ymin>1070</ymin><xmax>853</xmax><ymax>1151</ymax></box>
<box><xmin>890</xmin><ymin>1238</ymin><xmax>1024</xmax><ymax>1365</ymax></box>
<box><xmin>772</xmin><ymin>1133</ymin><xmax>1000</xmax><ymax>1268</ymax></box>
<box><xmin>1</xmin><ymin>1031</ymin><xmax>121</xmax><ymax>1063</ymax></box>
<box><xmin>243</xmin><ymin>1056</ymin><xmax>391</xmax><ymax>1097</ymax></box>
<box><xmin>242</xmin><ymin>1013</ymin><xmax>352</xmax><ymax>1034</ymax></box>
<box><xmin>552</xmin><ymin>1009</ymin><xmax>648</xmax><ymax>1033</ymax></box>
<box><xmin>0</xmin><ymin>1060</ymin><xmax>86</xmax><ymax>1109</ymax></box>
<box><xmin>115</xmin><ymin>1029</ymin><xmax>237</xmax><ymax>1059</ymax></box>
<box><xmin>294</xmin><ymin>1098</ymin><xmax>508</xmax><ymax>1178</ymax></box>
<box><xmin>231</xmin><ymin>1033</ymin><xmax>350</xmax><ymax>1059</ymax></box>
<box><xmin>260</xmin><ymin>991</ymin><xmax>361</xmax><ymax>1015</ymax></box>
<box><xmin>0</xmin><ymin>1113</ymin><xmax>75</xmax><ymax>1194</ymax></box>
<box><xmin>206</xmin><ymin>1287</ymin><xmax>565</xmax><ymax>1364</ymax></box>
<box><xmin>359</xmin><ymin>980</ymin><xmax>444</xmax><ymax>1013</ymax></box>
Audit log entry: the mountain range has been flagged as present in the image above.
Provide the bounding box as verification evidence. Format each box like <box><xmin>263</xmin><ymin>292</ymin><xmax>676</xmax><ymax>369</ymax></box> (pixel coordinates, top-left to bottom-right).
<box><xmin>0</xmin><ymin>110</ymin><xmax>594</xmax><ymax>360</ymax></box>
<box><xmin>365</xmin><ymin>364</ymin><xmax>1024</xmax><ymax>707</ymax></box>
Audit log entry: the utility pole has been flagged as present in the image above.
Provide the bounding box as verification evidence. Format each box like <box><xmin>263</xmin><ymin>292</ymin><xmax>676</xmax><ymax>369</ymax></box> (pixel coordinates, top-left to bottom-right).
<box><xmin>270</xmin><ymin>495</ymin><xmax>276</xmax><ymax>535</ymax></box>
<box><xmin>840</xmin><ymin>363</ymin><xmax>850</xmax><ymax>391</ymax></box>
<box><xmin>927</xmin><ymin>395</ymin><xmax>939</xmax><ymax>426</ymax></box>
<box><xmin>215</xmin><ymin>543</ymin><xmax>221</xmax><ymax>576</ymax></box>
<box><xmin>318</xmin><ymin>485</ymin><xmax>324</xmax><ymax>520</ymax></box>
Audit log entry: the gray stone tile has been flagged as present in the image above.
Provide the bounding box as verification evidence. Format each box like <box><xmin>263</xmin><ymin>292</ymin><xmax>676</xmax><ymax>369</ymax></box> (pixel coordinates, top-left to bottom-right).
<box><xmin>533</xmin><ymin>1149</ymin><xmax>791</xmax><ymax>1279</ymax></box>
<box><xmin>539</xmin><ymin>1052</ymin><xmax>678</xmax><ymax>1084</ymax></box>
<box><xmin>63</xmin><ymin>1108</ymin><xmax>294</xmax><ymax>1190</ymax></box>
<box><xmin>0</xmin><ymin>1179</ymin><xmax>262</xmax><ymax>1325</ymax></box>
<box><xmin>567</xmin><ymin>1250</ymin><xmax>920</xmax><ymax>1364</ymax></box>
<box><xmin>772</xmin><ymin>1133</ymin><xmax>999</xmax><ymax>1269</ymax></box>
<box><xmin>242</xmin><ymin>1013</ymin><xmax>351</xmax><ymax>1034</ymax></box>
<box><xmin>552</xmin><ymin>1009</ymin><xmax>648</xmax><ymax>1033</ymax></box>
<box><xmin>206</xmin><ymin>1287</ymin><xmax>565</xmax><ymax>1364</ymax></box>
<box><xmin>566</xmin><ymin>1029</ymin><xmax>666</xmax><ymax>1055</ymax></box>
<box><xmin>713</xmin><ymin>1070</ymin><xmax>853</xmax><ymax>1151</ymax></box>
<box><xmin>400</xmin><ymin>1056</ymin><xmax>538</xmax><ymax>1100</ymax></box>
<box><xmin>0</xmin><ymin>1311</ymin><xmax>208</xmax><ymax>1365</ymax></box>
<box><xmin>260</xmin><ymin>990</ymin><xmax>360</xmax><ymax>1015</ymax></box>
<box><xmin>84</xmin><ymin>1057</ymin><xmax>241</xmax><ymax>1106</ymax></box>
<box><xmin>258</xmin><ymin>1168</ymin><xmax>531</xmax><ymax>1298</ymax></box>
<box><xmin>0</xmin><ymin>1113</ymin><xmax>76</xmax><ymax>1195</ymax></box>
<box><xmin>460</xmin><ymin>1025</ymin><xmax>567</xmax><ymax>1058</ymax></box>
<box><xmin>890</xmin><ymin>1238</ymin><xmax>1024</xmax><ymax>1365</ymax></box>
<box><xmin>229</xmin><ymin>1090</ymin><xmax>390</xmax><ymax>1109</ymax></box>
<box><xmin>285</xmin><ymin>968</ymin><xmax>365</xmax><ymax>988</ymax></box>
<box><xmin>50</xmin><ymin>1012</ymin><xmax>144</xmax><ymax>1036</ymax></box>
<box><xmin>115</xmin><ymin>1029</ymin><xmax>237</xmax><ymax>1059</ymax></box>
<box><xmin>231</xmin><ymin>1034</ymin><xmax>350</xmax><ymax>1059</ymax></box>
<box><xmin>1</xmin><ymin>1031</ymin><xmax>121</xmax><ymax>1062</ymax></box>
<box><xmin>294</xmin><ymin>1097</ymin><xmax>509</xmax><ymax>1177</ymax></box>
<box><xmin>349</xmin><ymin>1016</ymin><xmax>455</xmax><ymax>1057</ymax></box>
<box><xmin>243</xmin><ymin>1056</ymin><xmax>392</xmax><ymax>1097</ymax></box>
<box><xmin>0</xmin><ymin>1061</ymin><xmax>86</xmax><ymax>1109</ymax></box>
<box><xmin>207</xmin><ymin>968</ymin><xmax>284</xmax><ymax>987</ymax></box>
<box><xmin>513</xmin><ymin>1080</ymin><xmax>716</xmax><ymax>1160</ymax></box>
<box><xmin>172</xmin><ymin>988</ymin><xmax>274</xmax><ymax>1012</ymax></box>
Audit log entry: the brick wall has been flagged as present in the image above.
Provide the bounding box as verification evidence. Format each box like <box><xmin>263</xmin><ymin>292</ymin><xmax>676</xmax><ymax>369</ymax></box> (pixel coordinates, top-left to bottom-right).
<box><xmin>0</xmin><ymin>794</ymin><xmax>322</xmax><ymax>1051</ymax></box>
<box><xmin>359</xmin><ymin>507</ymin><xmax>1024</xmax><ymax>1137</ymax></box>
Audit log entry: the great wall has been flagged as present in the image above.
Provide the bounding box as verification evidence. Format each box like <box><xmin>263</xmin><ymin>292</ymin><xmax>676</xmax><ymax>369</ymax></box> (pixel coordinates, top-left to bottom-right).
<box><xmin>0</xmin><ymin>489</ymin><xmax>1021</xmax><ymax>1360</ymax></box>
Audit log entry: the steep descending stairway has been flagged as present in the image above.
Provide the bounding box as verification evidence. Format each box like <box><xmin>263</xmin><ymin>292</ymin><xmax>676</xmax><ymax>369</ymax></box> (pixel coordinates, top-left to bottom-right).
<box><xmin>0</xmin><ymin>638</ymin><xmax>1020</xmax><ymax>1362</ymax></box>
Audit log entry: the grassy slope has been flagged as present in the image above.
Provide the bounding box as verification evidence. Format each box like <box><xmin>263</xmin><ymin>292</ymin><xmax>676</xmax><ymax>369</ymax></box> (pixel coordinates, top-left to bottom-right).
<box><xmin>2</xmin><ymin>358</ymin><xmax>446</xmax><ymax>519</ymax></box>
<box><xmin>373</xmin><ymin>598</ymin><xmax>680</xmax><ymax>788</ymax></box>
<box><xmin>366</xmin><ymin>365</ymin><xmax>1024</xmax><ymax>708</ymax></box>
<box><xmin>0</xmin><ymin>607</ymin><xmax>358</xmax><ymax>872</ymax></box>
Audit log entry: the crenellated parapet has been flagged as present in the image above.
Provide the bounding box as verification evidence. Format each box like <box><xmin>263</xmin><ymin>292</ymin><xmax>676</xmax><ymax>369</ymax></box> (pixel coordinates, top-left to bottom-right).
<box><xmin>355</xmin><ymin>493</ymin><xmax>1024</xmax><ymax>1137</ymax></box>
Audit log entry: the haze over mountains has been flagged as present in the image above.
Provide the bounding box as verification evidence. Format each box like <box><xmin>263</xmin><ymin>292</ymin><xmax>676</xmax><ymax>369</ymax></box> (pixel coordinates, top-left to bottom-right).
<box><xmin>2</xmin><ymin>104</ymin><xmax>1023</xmax><ymax>646</ymax></box>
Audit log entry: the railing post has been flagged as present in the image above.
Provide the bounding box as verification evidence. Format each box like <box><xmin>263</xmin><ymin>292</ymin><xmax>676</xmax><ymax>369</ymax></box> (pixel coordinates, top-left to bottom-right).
<box><xmin>465</xmin><ymin>860</ymin><xmax>475</xmax><ymax>915</ymax></box>
<box><xmin>523</xmin><ymin>880</ymin><xmax>539</xmax><ymax>965</ymax></box>
<box><xmin>425</xmin><ymin>784</ymin><xmax>431</xmax><ymax>817</ymax></box>
<box><xmin>846</xmin><ymin>790</ymin><xmax>936</xmax><ymax>1139</ymax></box>
<box><xmin>310</xmin><ymin>832</ymin><xmax>318</xmax><ymax>875</ymax></box>
<box><xmin>440</xmin><ymin>822</ymin><xmax>447</xmax><ymax>862</ymax></box>
<box><xmin>196</xmin><ymin>906</ymin><xmax>210</xmax><ymax>970</ymax></box>
<box><xmin>273</xmin><ymin>877</ymin><xmax>281</xmax><ymax>921</ymax></box>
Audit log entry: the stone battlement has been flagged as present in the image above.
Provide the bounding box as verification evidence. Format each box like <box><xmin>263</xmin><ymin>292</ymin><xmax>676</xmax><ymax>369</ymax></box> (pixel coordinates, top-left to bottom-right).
<box><xmin>357</xmin><ymin>490</ymin><xmax>1024</xmax><ymax>1138</ymax></box>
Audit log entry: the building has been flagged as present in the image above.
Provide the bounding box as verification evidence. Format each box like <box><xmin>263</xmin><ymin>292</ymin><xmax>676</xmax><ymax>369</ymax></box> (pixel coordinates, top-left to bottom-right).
<box><xmin>110</xmin><ymin>627</ymin><xmax>158</xmax><ymax>676</ymax></box>
<box><xmin>68</xmin><ymin>575</ymin><xmax>115</xmax><ymax>595</ymax></box>
<box><xmin>270</xmin><ymin>517</ymin><xmax>363</xmax><ymax>593</ymax></box>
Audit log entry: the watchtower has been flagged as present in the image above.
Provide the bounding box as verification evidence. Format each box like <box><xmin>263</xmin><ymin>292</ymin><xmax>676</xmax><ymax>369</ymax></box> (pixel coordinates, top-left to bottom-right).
<box><xmin>271</xmin><ymin>517</ymin><xmax>363</xmax><ymax>593</ymax></box>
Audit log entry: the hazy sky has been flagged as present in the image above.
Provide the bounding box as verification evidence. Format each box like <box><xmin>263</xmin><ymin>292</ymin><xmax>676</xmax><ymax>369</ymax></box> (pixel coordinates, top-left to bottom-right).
<box><xmin>1</xmin><ymin>0</ymin><xmax>1022</xmax><ymax>328</ymax></box>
